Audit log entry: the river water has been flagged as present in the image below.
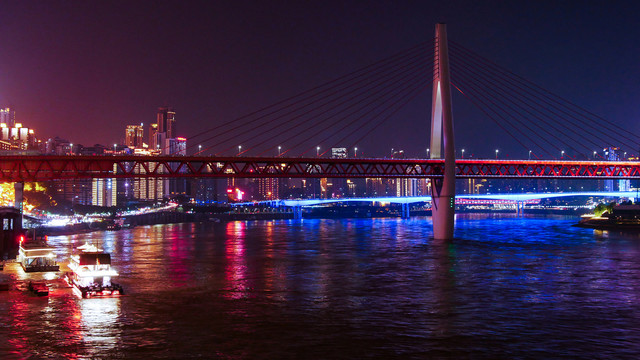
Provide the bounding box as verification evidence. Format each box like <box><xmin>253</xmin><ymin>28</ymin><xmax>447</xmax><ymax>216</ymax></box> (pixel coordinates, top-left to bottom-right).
<box><xmin>1</xmin><ymin>214</ymin><xmax>640</xmax><ymax>359</ymax></box>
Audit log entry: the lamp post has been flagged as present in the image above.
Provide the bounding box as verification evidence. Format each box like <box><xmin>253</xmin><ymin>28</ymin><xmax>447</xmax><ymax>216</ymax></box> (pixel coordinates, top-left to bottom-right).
<box><xmin>593</xmin><ymin>151</ymin><xmax>597</xmax><ymax>159</ymax></box>
<box><xmin>278</xmin><ymin>146</ymin><xmax>281</xmax><ymax>157</ymax></box>
<box><xmin>461</xmin><ymin>149</ymin><xmax>465</xmax><ymax>159</ymax></box>
<box><xmin>561</xmin><ymin>150</ymin><xmax>565</xmax><ymax>159</ymax></box>
<box><xmin>198</xmin><ymin>145</ymin><xmax>202</xmax><ymax>155</ymax></box>
<box><xmin>354</xmin><ymin>147</ymin><xmax>358</xmax><ymax>158</ymax></box>
<box><xmin>426</xmin><ymin>148</ymin><xmax>430</xmax><ymax>158</ymax></box>
<box><xmin>495</xmin><ymin>149</ymin><xmax>499</xmax><ymax>159</ymax></box>
<box><xmin>238</xmin><ymin>145</ymin><xmax>242</xmax><ymax>156</ymax></box>
<box><xmin>70</xmin><ymin>143</ymin><xmax>73</xmax><ymax>155</ymax></box>
<box><xmin>113</xmin><ymin>143</ymin><xmax>117</xmax><ymax>154</ymax></box>
<box><xmin>528</xmin><ymin>150</ymin><xmax>532</xmax><ymax>160</ymax></box>
<box><xmin>316</xmin><ymin>146</ymin><xmax>320</xmax><ymax>157</ymax></box>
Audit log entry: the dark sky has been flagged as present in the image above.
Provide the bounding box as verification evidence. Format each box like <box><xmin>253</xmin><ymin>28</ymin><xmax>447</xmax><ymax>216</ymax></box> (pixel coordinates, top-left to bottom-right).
<box><xmin>1</xmin><ymin>1</ymin><xmax>639</xmax><ymax>158</ymax></box>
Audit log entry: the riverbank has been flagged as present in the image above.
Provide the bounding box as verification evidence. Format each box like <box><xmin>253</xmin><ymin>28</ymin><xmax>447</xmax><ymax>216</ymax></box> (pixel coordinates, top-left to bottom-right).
<box><xmin>33</xmin><ymin>206</ymin><xmax>591</xmax><ymax>236</ymax></box>
<box><xmin>576</xmin><ymin>216</ymin><xmax>640</xmax><ymax>230</ymax></box>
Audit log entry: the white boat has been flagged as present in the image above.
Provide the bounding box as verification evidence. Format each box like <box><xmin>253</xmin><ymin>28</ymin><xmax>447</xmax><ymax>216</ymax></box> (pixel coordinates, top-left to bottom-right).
<box><xmin>18</xmin><ymin>242</ymin><xmax>60</xmax><ymax>272</ymax></box>
<box><xmin>65</xmin><ymin>244</ymin><xmax>124</xmax><ymax>298</ymax></box>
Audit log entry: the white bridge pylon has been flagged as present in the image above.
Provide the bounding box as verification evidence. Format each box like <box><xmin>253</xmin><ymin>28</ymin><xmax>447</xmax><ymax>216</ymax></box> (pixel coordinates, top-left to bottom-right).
<box><xmin>430</xmin><ymin>23</ymin><xmax>456</xmax><ymax>240</ymax></box>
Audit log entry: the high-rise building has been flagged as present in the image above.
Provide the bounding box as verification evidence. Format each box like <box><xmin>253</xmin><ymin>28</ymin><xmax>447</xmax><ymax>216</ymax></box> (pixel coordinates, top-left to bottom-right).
<box><xmin>149</xmin><ymin>123</ymin><xmax>159</xmax><ymax>150</ymax></box>
<box><xmin>164</xmin><ymin>137</ymin><xmax>189</xmax><ymax>197</ymax></box>
<box><xmin>395</xmin><ymin>178</ymin><xmax>416</xmax><ymax>197</ymax></box>
<box><xmin>0</xmin><ymin>108</ymin><xmax>16</xmax><ymax>127</ymax></box>
<box><xmin>257</xmin><ymin>178</ymin><xmax>279</xmax><ymax>200</ymax></box>
<box><xmin>603</xmin><ymin>147</ymin><xmax>630</xmax><ymax>192</ymax></box>
<box><xmin>366</xmin><ymin>178</ymin><xmax>386</xmax><ymax>197</ymax></box>
<box><xmin>157</xmin><ymin>107</ymin><xmax>176</xmax><ymax>139</ymax></box>
<box><xmin>92</xmin><ymin>178</ymin><xmax>116</xmax><ymax>207</ymax></box>
<box><xmin>125</xmin><ymin>124</ymin><xmax>145</xmax><ymax>148</ymax></box>
<box><xmin>165</xmin><ymin>137</ymin><xmax>187</xmax><ymax>155</ymax></box>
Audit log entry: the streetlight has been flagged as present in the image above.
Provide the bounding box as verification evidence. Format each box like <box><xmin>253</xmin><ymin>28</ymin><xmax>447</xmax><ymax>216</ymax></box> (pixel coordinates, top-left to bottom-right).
<box><xmin>426</xmin><ymin>148</ymin><xmax>430</xmax><ymax>158</ymax></box>
<box><xmin>278</xmin><ymin>146</ymin><xmax>281</xmax><ymax>156</ymax></box>
<box><xmin>624</xmin><ymin>152</ymin><xmax>627</xmax><ymax>159</ymax></box>
<box><xmin>495</xmin><ymin>149</ymin><xmax>499</xmax><ymax>159</ymax></box>
<box><xmin>354</xmin><ymin>147</ymin><xmax>358</xmax><ymax>158</ymax></box>
<box><xmin>528</xmin><ymin>150</ymin><xmax>532</xmax><ymax>160</ymax></box>
<box><xmin>198</xmin><ymin>145</ymin><xmax>202</xmax><ymax>155</ymax></box>
<box><xmin>70</xmin><ymin>143</ymin><xmax>73</xmax><ymax>155</ymax></box>
<box><xmin>113</xmin><ymin>143</ymin><xmax>117</xmax><ymax>154</ymax></box>
<box><xmin>316</xmin><ymin>146</ymin><xmax>320</xmax><ymax>157</ymax></box>
<box><xmin>461</xmin><ymin>149</ymin><xmax>465</xmax><ymax>159</ymax></box>
<box><xmin>593</xmin><ymin>151</ymin><xmax>597</xmax><ymax>159</ymax></box>
<box><xmin>561</xmin><ymin>150</ymin><xmax>565</xmax><ymax>159</ymax></box>
<box><xmin>238</xmin><ymin>145</ymin><xmax>242</xmax><ymax>156</ymax></box>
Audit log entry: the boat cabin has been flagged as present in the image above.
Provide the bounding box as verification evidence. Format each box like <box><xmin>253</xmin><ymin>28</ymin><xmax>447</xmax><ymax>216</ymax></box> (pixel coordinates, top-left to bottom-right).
<box><xmin>69</xmin><ymin>252</ymin><xmax>118</xmax><ymax>288</ymax></box>
<box><xmin>18</xmin><ymin>243</ymin><xmax>59</xmax><ymax>272</ymax></box>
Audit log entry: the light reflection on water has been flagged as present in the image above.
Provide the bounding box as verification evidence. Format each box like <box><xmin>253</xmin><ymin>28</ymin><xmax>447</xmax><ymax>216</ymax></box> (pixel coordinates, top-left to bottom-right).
<box><xmin>1</xmin><ymin>214</ymin><xmax>640</xmax><ymax>358</ymax></box>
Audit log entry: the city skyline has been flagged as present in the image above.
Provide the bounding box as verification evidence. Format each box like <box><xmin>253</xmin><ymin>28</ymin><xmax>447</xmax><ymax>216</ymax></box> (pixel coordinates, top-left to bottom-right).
<box><xmin>1</xmin><ymin>2</ymin><xmax>639</xmax><ymax>158</ymax></box>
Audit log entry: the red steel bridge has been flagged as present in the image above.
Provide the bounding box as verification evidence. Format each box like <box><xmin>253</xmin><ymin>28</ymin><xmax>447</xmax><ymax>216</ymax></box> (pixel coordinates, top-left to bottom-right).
<box><xmin>0</xmin><ymin>155</ymin><xmax>638</xmax><ymax>182</ymax></box>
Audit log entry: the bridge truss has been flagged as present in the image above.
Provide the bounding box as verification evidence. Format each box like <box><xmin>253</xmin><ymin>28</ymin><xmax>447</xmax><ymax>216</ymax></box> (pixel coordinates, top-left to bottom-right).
<box><xmin>0</xmin><ymin>156</ymin><xmax>639</xmax><ymax>182</ymax></box>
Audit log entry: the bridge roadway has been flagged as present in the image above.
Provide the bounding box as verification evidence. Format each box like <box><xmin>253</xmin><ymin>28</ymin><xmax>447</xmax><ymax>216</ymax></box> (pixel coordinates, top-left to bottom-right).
<box><xmin>0</xmin><ymin>155</ymin><xmax>639</xmax><ymax>181</ymax></box>
<box><xmin>234</xmin><ymin>191</ymin><xmax>639</xmax><ymax>207</ymax></box>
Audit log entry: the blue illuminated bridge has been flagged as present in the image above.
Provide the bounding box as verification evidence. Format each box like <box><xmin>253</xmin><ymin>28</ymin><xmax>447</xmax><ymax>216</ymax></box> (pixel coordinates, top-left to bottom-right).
<box><xmin>237</xmin><ymin>191</ymin><xmax>638</xmax><ymax>207</ymax></box>
<box><xmin>233</xmin><ymin>191</ymin><xmax>639</xmax><ymax>219</ymax></box>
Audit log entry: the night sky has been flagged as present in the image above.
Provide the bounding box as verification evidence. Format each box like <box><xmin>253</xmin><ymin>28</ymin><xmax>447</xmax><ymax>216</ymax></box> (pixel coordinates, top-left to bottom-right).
<box><xmin>1</xmin><ymin>1</ymin><xmax>639</xmax><ymax>158</ymax></box>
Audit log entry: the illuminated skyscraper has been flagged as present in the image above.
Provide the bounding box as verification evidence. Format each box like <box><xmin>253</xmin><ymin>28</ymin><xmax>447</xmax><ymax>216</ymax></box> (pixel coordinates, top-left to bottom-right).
<box><xmin>125</xmin><ymin>124</ymin><xmax>145</xmax><ymax>148</ymax></box>
<box><xmin>0</xmin><ymin>108</ymin><xmax>16</xmax><ymax>127</ymax></box>
<box><xmin>149</xmin><ymin>123</ymin><xmax>159</xmax><ymax>150</ymax></box>
<box><xmin>165</xmin><ymin>137</ymin><xmax>189</xmax><ymax>196</ymax></box>
<box><xmin>166</xmin><ymin>137</ymin><xmax>187</xmax><ymax>155</ymax></box>
<box><xmin>92</xmin><ymin>175</ymin><xmax>116</xmax><ymax>207</ymax></box>
<box><xmin>157</xmin><ymin>107</ymin><xmax>176</xmax><ymax>139</ymax></box>
<box><xmin>257</xmin><ymin>178</ymin><xmax>279</xmax><ymax>200</ymax></box>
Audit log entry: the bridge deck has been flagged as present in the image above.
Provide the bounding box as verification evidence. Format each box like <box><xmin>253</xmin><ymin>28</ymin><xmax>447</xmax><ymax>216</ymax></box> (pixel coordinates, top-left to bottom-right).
<box><xmin>0</xmin><ymin>156</ymin><xmax>638</xmax><ymax>181</ymax></box>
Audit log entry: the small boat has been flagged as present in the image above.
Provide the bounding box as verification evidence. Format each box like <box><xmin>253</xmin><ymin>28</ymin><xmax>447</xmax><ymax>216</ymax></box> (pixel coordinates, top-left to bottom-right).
<box><xmin>65</xmin><ymin>244</ymin><xmax>124</xmax><ymax>298</ymax></box>
<box><xmin>28</xmin><ymin>281</ymin><xmax>49</xmax><ymax>296</ymax></box>
<box><xmin>18</xmin><ymin>242</ymin><xmax>60</xmax><ymax>272</ymax></box>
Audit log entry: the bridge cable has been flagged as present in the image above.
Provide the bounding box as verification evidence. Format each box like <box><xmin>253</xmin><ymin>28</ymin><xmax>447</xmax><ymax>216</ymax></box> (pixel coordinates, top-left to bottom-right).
<box><xmin>228</xmin><ymin>50</ymin><xmax>434</xmax><ymax>156</ymax></box>
<box><xmin>300</xmin><ymin>70</ymin><xmax>433</xmax><ymax>156</ymax></box>
<box><xmin>260</xmin><ymin>60</ymin><xmax>433</xmax><ymax>156</ymax></box>
<box><xmin>188</xmin><ymin>40</ymin><xmax>435</xmax><ymax>155</ymax></box>
<box><xmin>449</xmin><ymin>44</ymin><xmax>627</xmax><ymax>156</ymax></box>
<box><xmin>450</xmin><ymin>41</ymin><xmax>640</xmax><ymax>152</ymax></box>
<box><xmin>450</xmin><ymin>55</ymin><xmax>588</xmax><ymax>158</ymax></box>
<box><xmin>198</xmin><ymin>42</ymin><xmax>434</xmax><ymax>156</ymax></box>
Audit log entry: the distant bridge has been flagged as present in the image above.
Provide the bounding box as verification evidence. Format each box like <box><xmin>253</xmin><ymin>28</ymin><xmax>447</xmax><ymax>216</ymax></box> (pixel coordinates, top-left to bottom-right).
<box><xmin>235</xmin><ymin>191</ymin><xmax>638</xmax><ymax>207</ymax></box>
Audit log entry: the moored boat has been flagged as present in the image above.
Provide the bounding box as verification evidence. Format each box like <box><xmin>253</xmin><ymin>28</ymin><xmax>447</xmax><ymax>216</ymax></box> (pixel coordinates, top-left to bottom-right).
<box><xmin>18</xmin><ymin>242</ymin><xmax>60</xmax><ymax>273</ymax></box>
<box><xmin>65</xmin><ymin>244</ymin><xmax>124</xmax><ymax>298</ymax></box>
<box><xmin>28</xmin><ymin>281</ymin><xmax>49</xmax><ymax>296</ymax></box>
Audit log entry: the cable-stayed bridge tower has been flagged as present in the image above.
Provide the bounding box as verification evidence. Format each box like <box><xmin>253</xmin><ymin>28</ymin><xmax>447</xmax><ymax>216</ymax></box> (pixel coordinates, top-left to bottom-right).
<box><xmin>430</xmin><ymin>23</ymin><xmax>456</xmax><ymax>239</ymax></box>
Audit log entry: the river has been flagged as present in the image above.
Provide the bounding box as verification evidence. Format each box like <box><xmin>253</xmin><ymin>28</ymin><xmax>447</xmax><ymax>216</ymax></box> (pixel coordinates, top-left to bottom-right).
<box><xmin>1</xmin><ymin>214</ymin><xmax>639</xmax><ymax>359</ymax></box>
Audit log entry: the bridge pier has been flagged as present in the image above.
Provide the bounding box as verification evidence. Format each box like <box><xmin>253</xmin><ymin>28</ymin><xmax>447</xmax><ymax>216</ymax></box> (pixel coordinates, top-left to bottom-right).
<box><xmin>515</xmin><ymin>201</ymin><xmax>524</xmax><ymax>216</ymax></box>
<box><xmin>430</xmin><ymin>23</ymin><xmax>456</xmax><ymax>240</ymax></box>
<box><xmin>401</xmin><ymin>203</ymin><xmax>410</xmax><ymax>219</ymax></box>
<box><xmin>292</xmin><ymin>206</ymin><xmax>303</xmax><ymax>220</ymax></box>
<box><xmin>14</xmin><ymin>182</ymin><xmax>23</xmax><ymax>216</ymax></box>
